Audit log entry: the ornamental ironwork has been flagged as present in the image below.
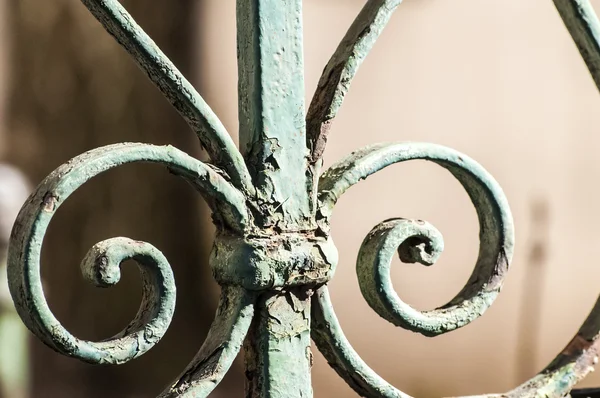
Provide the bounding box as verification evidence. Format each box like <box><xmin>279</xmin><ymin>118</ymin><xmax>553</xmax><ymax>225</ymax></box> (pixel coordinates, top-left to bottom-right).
<box><xmin>6</xmin><ymin>1</ymin><xmax>600</xmax><ymax>397</ymax></box>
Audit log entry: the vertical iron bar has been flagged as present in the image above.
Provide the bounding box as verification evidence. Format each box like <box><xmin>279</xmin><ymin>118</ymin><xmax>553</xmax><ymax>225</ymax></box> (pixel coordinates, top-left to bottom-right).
<box><xmin>243</xmin><ymin>289</ymin><xmax>313</xmax><ymax>398</ymax></box>
<box><xmin>236</xmin><ymin>0</ymin><xmax>311</xmax><ymax>230</ymax></box>
<box><xmin>236</xmin><ymin>1</ymin><xmax>313</xmax><ymax>397</ymax></box>
<box><xmin>515</xmin><ymin>199</ymin><xmax>549</xmax><ymax>382</ymax></box>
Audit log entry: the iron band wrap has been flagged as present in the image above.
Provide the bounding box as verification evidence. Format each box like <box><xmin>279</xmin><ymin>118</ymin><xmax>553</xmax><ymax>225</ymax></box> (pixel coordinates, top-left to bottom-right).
<box><xmin>211</xmin><ymin>234</ymin><xmax>339</xmax><ymax>290</ymax></box>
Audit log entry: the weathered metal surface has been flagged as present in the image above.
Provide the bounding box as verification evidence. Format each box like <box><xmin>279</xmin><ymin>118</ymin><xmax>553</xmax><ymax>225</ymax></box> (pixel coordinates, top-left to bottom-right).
<box><xmin>306</xmin><ymin>0</ymin><xmax>402</xmax><ymax>165</ymax></box>
<box><xmin>5</xmin><ymin>0</ymin><xmax>600</xmax><ymax>397</ymax></box>
<box><xmin>243</xmin><ymin>288</ymin><xmax>313</xmax><ymax>398</ymax></box>
<box><xmin>235</xmin><ymin>2</ymin><xmax>317</xmax><ymax>396</ymax></box>
<box><xmin>312</xmin><ymin>143</ymin><xmax>513</xmax><ymax>397</ymax></box>
<box><xmin>554</xmin><ymin>0</ymin><xmax>600</xmax><ymax>92</ymax></box>
<box><xmin>237</xmin><ymin>0</ymin><xmax>311</xmax><ymax>229</ymax></box>
<box><xmin>159</xmin><ymin>286</ymin><xmax>255</xmax><ymax>398</ymax></box>
<box><xmin>79</xmin><ymin>0</ymin><xmax>254</xmax><ymax>195</ymax></box>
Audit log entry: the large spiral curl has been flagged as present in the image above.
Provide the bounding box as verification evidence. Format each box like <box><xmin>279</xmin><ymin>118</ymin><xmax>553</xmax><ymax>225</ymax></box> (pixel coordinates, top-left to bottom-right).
<box><xmin>7</xmin><ymin>143</ymin><xmax>249</xmax><ymax>366</ymax></box>
<box><xmin>312</xmin><ymin>142</ymin><xmax>600</xmax><ymax>397</ymax></box>
<box><xmin>312</xmin><ymin>142</ymin><xmax>515</xmax><ymax>397</ymax></box>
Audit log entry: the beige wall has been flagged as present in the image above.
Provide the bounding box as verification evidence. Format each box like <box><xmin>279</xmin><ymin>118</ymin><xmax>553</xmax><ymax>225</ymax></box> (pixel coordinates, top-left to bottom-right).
<box><xmin>200</xmin><ymin>0</ymin><xmax>600</xmax><ymax>396</ymax></box>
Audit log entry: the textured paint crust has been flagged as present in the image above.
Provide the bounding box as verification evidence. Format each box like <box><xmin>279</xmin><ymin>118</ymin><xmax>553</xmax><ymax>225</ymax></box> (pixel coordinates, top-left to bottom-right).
<box><xmin>244</xmin><ymin>289</ymin><xmax>313</xmax><ymax>398</ymax></box>
<box><xmin>311</xmin><ymin>142</ymin><xmax>514</xmax><ymax>398</ymax></box>
<box><xmin>211</xmin><ymin>233</ymin><xmax>338</xmax><ymax>290</ymax></box>
<box><xmin>306</xmin><ymin>0</ymin><xmax>403</xmax><ymax>164</ymax></box>
<box><xmin>20</xmin><ymin>0</ymin><xmax>600</xmax><ymax>397</ymax></box>
<box><xmin>79</xmin><ymin>0</ymin><xmax>254</xmax><ymax>194</ymax></box>
<box><xmin>159</xmin><ymin>286</ymin><xmax>256</xmax><ymax>398</ymax></box>
<box><xmin>237</xmin><ymin>0</ymin><xmax>312</xmax><ymax>230</ymax></box>
<box><xmin>317</xmin><ymin>142</ymin><xmax>514</xmax><ymax>337</ymax></box>
<box><xmin>7</xmin><ymin>143</ymin><xmax>243</xmax><ymax>364</ymax></box>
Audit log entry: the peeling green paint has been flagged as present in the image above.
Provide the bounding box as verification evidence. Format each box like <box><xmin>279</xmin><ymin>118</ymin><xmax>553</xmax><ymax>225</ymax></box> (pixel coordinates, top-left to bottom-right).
<box><xmin>211</xmin><ymin>233</ymin><xmax>337</xmax><ymax>291</ymax></box>
<box><xmin>6</xmin><ymin>0</ymin><xmax>600</xmax><ymax>397</ymax></box>
<box><xmin>237</xmin><ymin>0</ymin><xmax>311</xmax><ymax>230</ymax></box>
<box><xmin>79</xmin><ymin>0</ymin><xmax>254</xmax><ymax>195</ymax></box>
<box><xmin>319</xmin><ymin>143</ymin><xmax>514</xmax><ymax>337</ymax></box>
<box><xmin>244</xmin><ymin>289</ymin><xmax>313</xmax><ymax>398</ymax></box>
<box><xmin>159</xmin><ymin>286</ymin><xmax>256</xmax><ymax>398</ymax></box>
<box><xmin>306</xmin><ymin>0</ymin><xmax>403</xmax><ymax>165</ymax></box>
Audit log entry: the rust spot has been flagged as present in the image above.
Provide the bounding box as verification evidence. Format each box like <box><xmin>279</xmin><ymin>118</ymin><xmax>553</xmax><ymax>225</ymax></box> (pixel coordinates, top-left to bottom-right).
<box><xmin>309</xmin><ymin>120</ymin><xmax>333</xmax><ymax>163</ymax></box>
<box><xmin>306</xmin><ymin>346</ymin><xmax>313</xmax><ymax>368</ymax></box>
<box><xmin>42</xmin><ymin>193</ymin><xmax>58</xmax><ymax>212</ymax></box>
<box><xmin>562</xmin><ymin>334</ymin><xmax>594</xmax><ymax>357</ymax></box>
<box><xmin>487</xmin><ymin>249</ymin><xmax>509</xmax><ymax>290</ymax></box>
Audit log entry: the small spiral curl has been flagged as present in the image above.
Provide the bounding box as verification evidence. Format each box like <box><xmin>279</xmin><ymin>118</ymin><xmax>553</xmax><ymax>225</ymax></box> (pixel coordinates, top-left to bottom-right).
<box><xmin>357</xmin><ymin>218</ymin><xmax>448</xmax><ymax>336</ymax></box>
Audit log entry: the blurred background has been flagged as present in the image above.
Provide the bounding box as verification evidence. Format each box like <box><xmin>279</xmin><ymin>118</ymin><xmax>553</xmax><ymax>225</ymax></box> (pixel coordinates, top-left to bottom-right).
<box><xmin>1</xmin><ymin>0</ymin><xmax>600</xmax><ymax>397</ymax></box>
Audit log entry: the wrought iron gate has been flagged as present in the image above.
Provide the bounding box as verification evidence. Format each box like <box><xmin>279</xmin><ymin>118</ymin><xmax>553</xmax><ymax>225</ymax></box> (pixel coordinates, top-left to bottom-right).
<box><xmin>6</xmin><ymin>1</ymin><xmax>600</xmax><ymax>397</ymax></box>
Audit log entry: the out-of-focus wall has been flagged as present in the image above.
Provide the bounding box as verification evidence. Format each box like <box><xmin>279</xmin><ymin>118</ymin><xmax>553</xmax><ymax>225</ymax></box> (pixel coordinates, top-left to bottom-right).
<box><xmin>0</xmin><ymin>0</ymin><xmax>6</xmax><ymax>156</ymax></box>
<box><xmin>200</xmin><ymin>0</ymin><xmax>600</xmax><ymax>396</ymax></box>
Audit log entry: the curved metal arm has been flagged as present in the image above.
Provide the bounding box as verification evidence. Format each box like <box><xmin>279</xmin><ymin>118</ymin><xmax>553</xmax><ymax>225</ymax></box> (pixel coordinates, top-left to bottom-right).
<box><xmin>312</xmin><ymin>286</ymin><xmax>409</xmax><ymax>398</ymax></box>
<box><xmin>503</xmin><ymin>296</ymin><xmax>600</xmax><ymax>397</ymax></box>
<box><xmin>79</xmin><ymin>0</ymin><xmax>254</xmax><ymax>194</ymax></box>
<box><xmin>313</xmin><ymin>289</ymin><xmax>600</xmax><ymax>398</ymax></box>
<box><xmin>306</xmin><ymin>0</ymin><xmax>402</xmax><ymax>163</ymax></box>
<box><xmin>554</xmin><ymin>0</ymin><xmax>600</xmax><ymax>92</ymax></box>
<box><xmin>7</xmin><ymin>143</ymin><xmax>248</xmax><ymax>365</ymax></box>
<box><xmin>160</xmin><ymin>286</ymin><xmax>256</xmax><ymax>398</ymax></box>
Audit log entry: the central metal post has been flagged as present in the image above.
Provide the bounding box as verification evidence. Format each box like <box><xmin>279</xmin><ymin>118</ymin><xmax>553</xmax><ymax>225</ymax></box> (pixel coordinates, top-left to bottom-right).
<box><xmin>237</xmin><ymin>0</ymin><xmax>311</xmax><ymax>229</ymax></box>
<box><xmin>236</xmin><ymin>1</ymin><xmax>313</xmax><ymax>397</ymax></box>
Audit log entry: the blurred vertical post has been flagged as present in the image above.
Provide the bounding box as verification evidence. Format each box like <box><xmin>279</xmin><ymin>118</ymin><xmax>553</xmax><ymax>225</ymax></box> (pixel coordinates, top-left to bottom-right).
<box><xmin>516</xmin><ymin>199</ymin><xmax>550</xmax><ymax>382</ymax></box>
<box><xmin>0</xmin><ymin>0</ymin><xmax>30</xmax><ymax>396</ymax></box>
<box><xmin>0</xmin><ymin>164</ymin><xmax>30</xmax><ymax>398</ymax></box>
